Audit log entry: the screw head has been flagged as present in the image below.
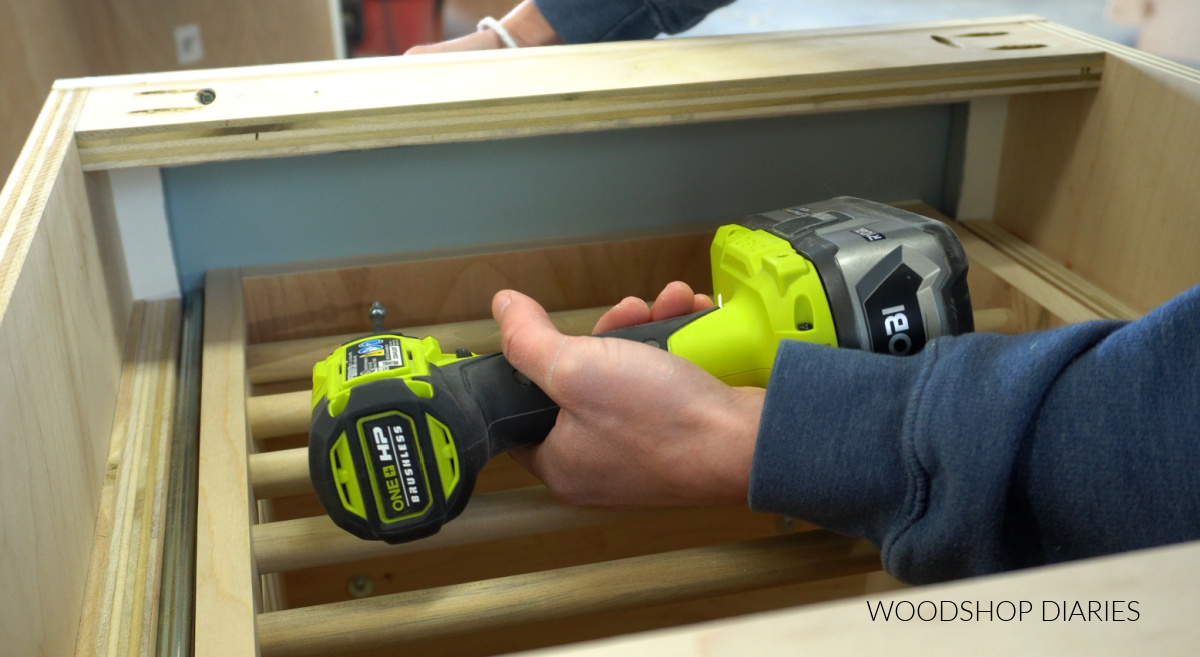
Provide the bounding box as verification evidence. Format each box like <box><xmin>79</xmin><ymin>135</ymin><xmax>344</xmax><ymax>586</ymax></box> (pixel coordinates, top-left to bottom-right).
<box><xmin>195</xmin><ymin>88</ymin><xmax>216</xmax><ymax>105</ymax></box>
<box><xmin>368</xmin><ymin>301</ymin><xmax>387</xmax><ymax>333</ymax></box>
<box><xmin>797</xmin><ymin>322</ymin><xmax>814</xmax><ymax>331</ymax></box>
<box><xmin>347</xmin><ymin>574</ymin><xmax>375</xmax><ymax>598</ymax></box>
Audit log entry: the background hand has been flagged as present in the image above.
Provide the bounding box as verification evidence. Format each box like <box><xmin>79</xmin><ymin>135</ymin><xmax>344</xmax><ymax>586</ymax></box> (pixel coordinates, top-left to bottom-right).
<box><xmin>492</xmin><ymin>284</ymin><xmax>763</xmax><ymax>507</ymax></box>
<box><xmin>406</xmin><ymin>0</ymin><xmax>563</xmax><ymax>55</ymax></box>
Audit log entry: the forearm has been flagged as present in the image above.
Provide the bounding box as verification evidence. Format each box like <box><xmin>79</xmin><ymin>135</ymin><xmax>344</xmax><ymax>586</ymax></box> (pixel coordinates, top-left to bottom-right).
<box><xmin>534</xmin><ymin>0</ymin><xmax>736</xmax><ymax>43</ymax></box>
<box><xmin>750</xmin><ymin>284</ymin><xmax>1200</xmax><ymax>584</ymax></box>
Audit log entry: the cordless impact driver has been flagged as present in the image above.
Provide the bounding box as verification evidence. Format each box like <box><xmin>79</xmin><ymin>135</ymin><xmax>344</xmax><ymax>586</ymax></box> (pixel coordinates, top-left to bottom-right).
<box><xmin>308</xmin><ymin>197</ymin><xmax>973</xmax><ymax>543</ymax></box>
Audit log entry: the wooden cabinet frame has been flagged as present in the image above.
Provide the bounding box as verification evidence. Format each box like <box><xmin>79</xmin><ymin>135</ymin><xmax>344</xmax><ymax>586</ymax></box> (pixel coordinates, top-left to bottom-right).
<box><xmin>2</xmin><ymin>15</ymin><xmax>1198</xmax><ymax>657</ymax></box>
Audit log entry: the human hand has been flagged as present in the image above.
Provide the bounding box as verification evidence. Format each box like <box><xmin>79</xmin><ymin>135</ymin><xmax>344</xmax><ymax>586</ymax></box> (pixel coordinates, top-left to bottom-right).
<box><xmin>492</xmin><ymin>283</ymin><xmax>765</xmax><ymax>507</ymax></box>
<box><xmin>406</xmin><ymin>0</ymin><xmax>563</xmax><ymax>55</ymax></box>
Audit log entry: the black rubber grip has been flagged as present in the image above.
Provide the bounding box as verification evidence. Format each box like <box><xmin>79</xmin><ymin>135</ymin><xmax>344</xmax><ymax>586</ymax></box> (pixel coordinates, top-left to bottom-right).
<box><xmin>441</xmin><ymin>306</ymin><xmax>718</xmax><ymax>455</ymax></box>
<box><xmin>453</xmin><ymin>352</ymin><xmax>560</xmax><ymax>454</ymax></box>
<box><xmin>594</xmin><ymin>306</ymin><xmax>717</xmax><ymax>347</ymax></box>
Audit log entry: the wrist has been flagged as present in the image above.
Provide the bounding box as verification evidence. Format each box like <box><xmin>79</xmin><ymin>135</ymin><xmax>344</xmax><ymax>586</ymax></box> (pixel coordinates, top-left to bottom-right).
<box><xmin>499</xmin><ymin>0</ymin><xmax>563</xmax><ymax>47</ymax></box>
<box><xmin>702</xmin><ymin>387</ymin><xmax>764</xmax><ymax>505</ymax></box>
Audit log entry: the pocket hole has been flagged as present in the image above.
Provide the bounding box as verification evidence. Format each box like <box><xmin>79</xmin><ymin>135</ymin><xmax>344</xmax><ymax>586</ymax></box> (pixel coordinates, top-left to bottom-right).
<box><xmin>958</xmin><ymin>31</ymin><xmax>1009</xmax><ymax>37</ymax></box>
<box><xmin>991</xmin><ymin>44</ymin><xmax>1048</xmax><ymax>50</ymax></box>
<box><xmin>931</xmin><ymin>35</ymin><xmax>962</xmax><ymax>48</ymax></box>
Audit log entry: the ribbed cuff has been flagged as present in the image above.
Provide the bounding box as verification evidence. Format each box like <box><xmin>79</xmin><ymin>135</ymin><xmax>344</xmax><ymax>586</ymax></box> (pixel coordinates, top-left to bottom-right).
<box><xmin>748</xmin><ymin>340</ymin><xmax>924</xmax><ymax>547</ymax></box>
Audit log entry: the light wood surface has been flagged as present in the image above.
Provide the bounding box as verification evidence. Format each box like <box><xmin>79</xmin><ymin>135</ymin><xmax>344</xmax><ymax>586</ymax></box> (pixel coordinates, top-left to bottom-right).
<box><xmin>194</xmin><ymin>268</ymin><xmax>258</xmax><ymax>657</ymax></box>
<box><xmin>253</xmin><ymin>486</ymin><xmax>619</xmax><ymax>574</ymax></box>
<box><xmin>69</xmin><ymin>17</ymin><xmax>1105</xmax><ymax>170</ymax></box>
<box><xmin>240</xmin><ymin>229</ymin><xmax>715</xmax><ymax>344</ymax></box>
<box><xmin>521</xmin><ymin>539</ymin><xmax>1200</xmax><ymax>656</ymax></box>
<box><xmin>995</xmin><ymin>21</ymin><xmax>1200</xmax><ymax>314</ymax></box>
<box><xmin>257</xmin><ymin>531</ymin><xmax>880</xmax><ymax>657</ymax></box>
<box><xmin>74</xmin><ymin>301</ymin><xmax>180</xmax><ymax>657</ymax></box>
<box><xmin>953</xmin><ymin>96</ymin><xmax>1009</xmax><ymax>221</ymax></box>
<box><xmin>1</xmin><ymin>0</ymin><xmax>337</xmax><ymax>207</ymax></box>
<box><xmin>249</xmin><ymin>448</ymin><xmax>314</xmax><ymax>498</ymax></box>
<box><xmin>962</xmin><ymin>219</ymin><xmax>1140</xmax><ymax>320</ymax></box>
<box><xmin>66</xmin><ymin>0</ymin><xmax>338</xmax><ymax>77</ymax></box>
<box><xmin>248</xmin><ymin>390</ymin><xmax>311</xmax><ymax>441</ymax></box>
<box><xmin>0</xmin><ymin>89</ymin><xmax>134</xmax><ymax>657</ymax></box>
<box><xmin>280</xmin><ymin>503</ymin><xmax>798</xmax><ymax>605</ymax></box>
<box><xmin>247</xmin><ymin>305</ymin><xmax>610</xmax><ymax>385</ymax></box>
<box><xmin>0</xmin><ymin>1</ymin><xmax>90</xmax><ymax>181</ymax></box>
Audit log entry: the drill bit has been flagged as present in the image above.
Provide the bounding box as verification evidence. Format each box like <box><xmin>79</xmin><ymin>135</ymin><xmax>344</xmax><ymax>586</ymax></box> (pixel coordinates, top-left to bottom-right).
<box><xmin>369</xmin><ymin>301</ymin><xmax>386</xmax><ymax>333</ymax></box>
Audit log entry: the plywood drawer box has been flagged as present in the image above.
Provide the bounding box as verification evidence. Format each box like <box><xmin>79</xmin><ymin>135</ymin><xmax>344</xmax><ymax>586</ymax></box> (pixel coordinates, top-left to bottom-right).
<box><xmin>3</xmin><ymin>15</ymin><xmax>1198</xmax><ymax>657</ymax></box>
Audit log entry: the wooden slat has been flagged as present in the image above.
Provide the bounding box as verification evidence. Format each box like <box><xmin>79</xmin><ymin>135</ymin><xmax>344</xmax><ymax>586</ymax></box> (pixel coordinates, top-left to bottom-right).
<box><xmin>70</xmin><ymin>17</ymin><xmax>1104</xmax><ymax>170</ymax></box>
<box><xmin>0</xmin><ymin>87</ymin><xmax>135</xmax><ymax>657</ymax></box>
<box><xmin>248</xmin><ymin>448</ymin><xmax>311</xmax><ymax>498</ymax></box>
<box><xmin>194</xmin><ymin>268</ymin><xmax>257</xmax><ymax>657</ymax></box>
<box><xmin>894</xmin><ymin>201</ymin><xmax>1105</xmax><ymax>325</ymax></box>
<box><xmin>75</xmin><ymin>301</ymin><xmax>181</xmax><ymax>657</ymax></box>
<box><xmin>247</xmin><ymin>305</ymin><xmax>610</xmax><ymax>385</ymax></box>
<box><xmin>253</xmin><ymin>486</ymin><xmax>616</xmax><ymax>574</ymax></box>
<box><xmin>256</xmin><ymin>531</ymin><xmax>880</xmax><ymax>657</ymax></box>
<box><xmin>247</xmin><ymin>390</ymin><xmax>310</xmax><ymax>441</ymax></box>
<box><xmin>320</xmin><ymin>573</ymin><xmax>903</xmax><ymax>657</ymax></box>
<box><xmin>962</xmin><ymin>219</ymin><xmax>1140</xmax><ymax>320</ymax></box>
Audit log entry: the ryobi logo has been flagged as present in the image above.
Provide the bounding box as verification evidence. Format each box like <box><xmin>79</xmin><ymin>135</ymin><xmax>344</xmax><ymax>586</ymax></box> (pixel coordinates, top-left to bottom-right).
<box><xmin>358</xmin><ymin>338</ymin><xmax>385</xmax><ymax>358</ymax></box>
<box><xmin>361</xmin><ymin>414</ymin><xmax>431</xmax><ymax>520</ymax></box>
<box><xmin>864</xmin><ymin>264</ymin><xmax>928</xmax><ymax>357</ymax></box>
<box><xmin>880</xmin><ymin>305</ymin><xmax>912</xmax><ymax>356</ymax></box>
<box><xmin>372</xmin><ymin>427</ymin><xmax>393</xmax><ymax>461</ymax></box>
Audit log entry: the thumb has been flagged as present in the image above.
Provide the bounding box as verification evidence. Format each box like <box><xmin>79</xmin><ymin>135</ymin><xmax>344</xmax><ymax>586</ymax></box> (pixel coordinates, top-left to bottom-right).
<box><xmin>493</xmin><ymin>290</ymin><xmax>570</xmax><ymax>392</ymax></box>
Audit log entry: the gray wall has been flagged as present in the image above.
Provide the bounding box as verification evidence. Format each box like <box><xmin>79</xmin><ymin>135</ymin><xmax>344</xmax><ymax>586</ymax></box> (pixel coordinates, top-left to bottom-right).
<box><xmin>162</xmin><ymin>104</ymin><xmax>958</xmax><ymax>291</ymax></box>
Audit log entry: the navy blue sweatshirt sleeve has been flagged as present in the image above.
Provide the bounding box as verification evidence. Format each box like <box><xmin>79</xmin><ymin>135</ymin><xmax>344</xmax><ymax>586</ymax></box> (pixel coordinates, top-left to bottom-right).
<box><xmin>749</xmin><ymin>284</ymin><xmax>1200</xmax><ymax>585</ymax></box>
<box><xmin>533</xmin><ymin>0</ymin><xmax>735</xmax><ymax>43</ymax></box>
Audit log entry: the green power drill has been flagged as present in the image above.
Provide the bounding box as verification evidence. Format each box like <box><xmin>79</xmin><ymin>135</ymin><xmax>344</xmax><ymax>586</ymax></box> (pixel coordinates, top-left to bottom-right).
<box><xmin>308</xmin><ymin>197</ymin><xmax>973</xmax><ymax>543</ymax></box>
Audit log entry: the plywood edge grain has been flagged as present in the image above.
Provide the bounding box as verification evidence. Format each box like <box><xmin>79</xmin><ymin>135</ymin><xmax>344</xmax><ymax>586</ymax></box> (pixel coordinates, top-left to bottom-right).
<box><xmin>74</xmin><ymin>300</ymin><xmax>181</xmax><ymax>657</ymax></box>
<box><xmin>0</xmin><ymin>89</ymin><xmax>86</xmax><ymax>316</ymax></box>
<box><xmin>1032</xmin><ymin>20</ymin><xmax>1200</xmax><ymax>82</ymax></box>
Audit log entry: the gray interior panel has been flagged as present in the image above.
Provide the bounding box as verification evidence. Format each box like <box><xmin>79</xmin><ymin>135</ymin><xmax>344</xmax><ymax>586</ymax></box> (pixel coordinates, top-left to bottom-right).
<box><xmin>162</xmin><ymin>104</ymin><xmax>957</xmax><ymax>291</ymax></box>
